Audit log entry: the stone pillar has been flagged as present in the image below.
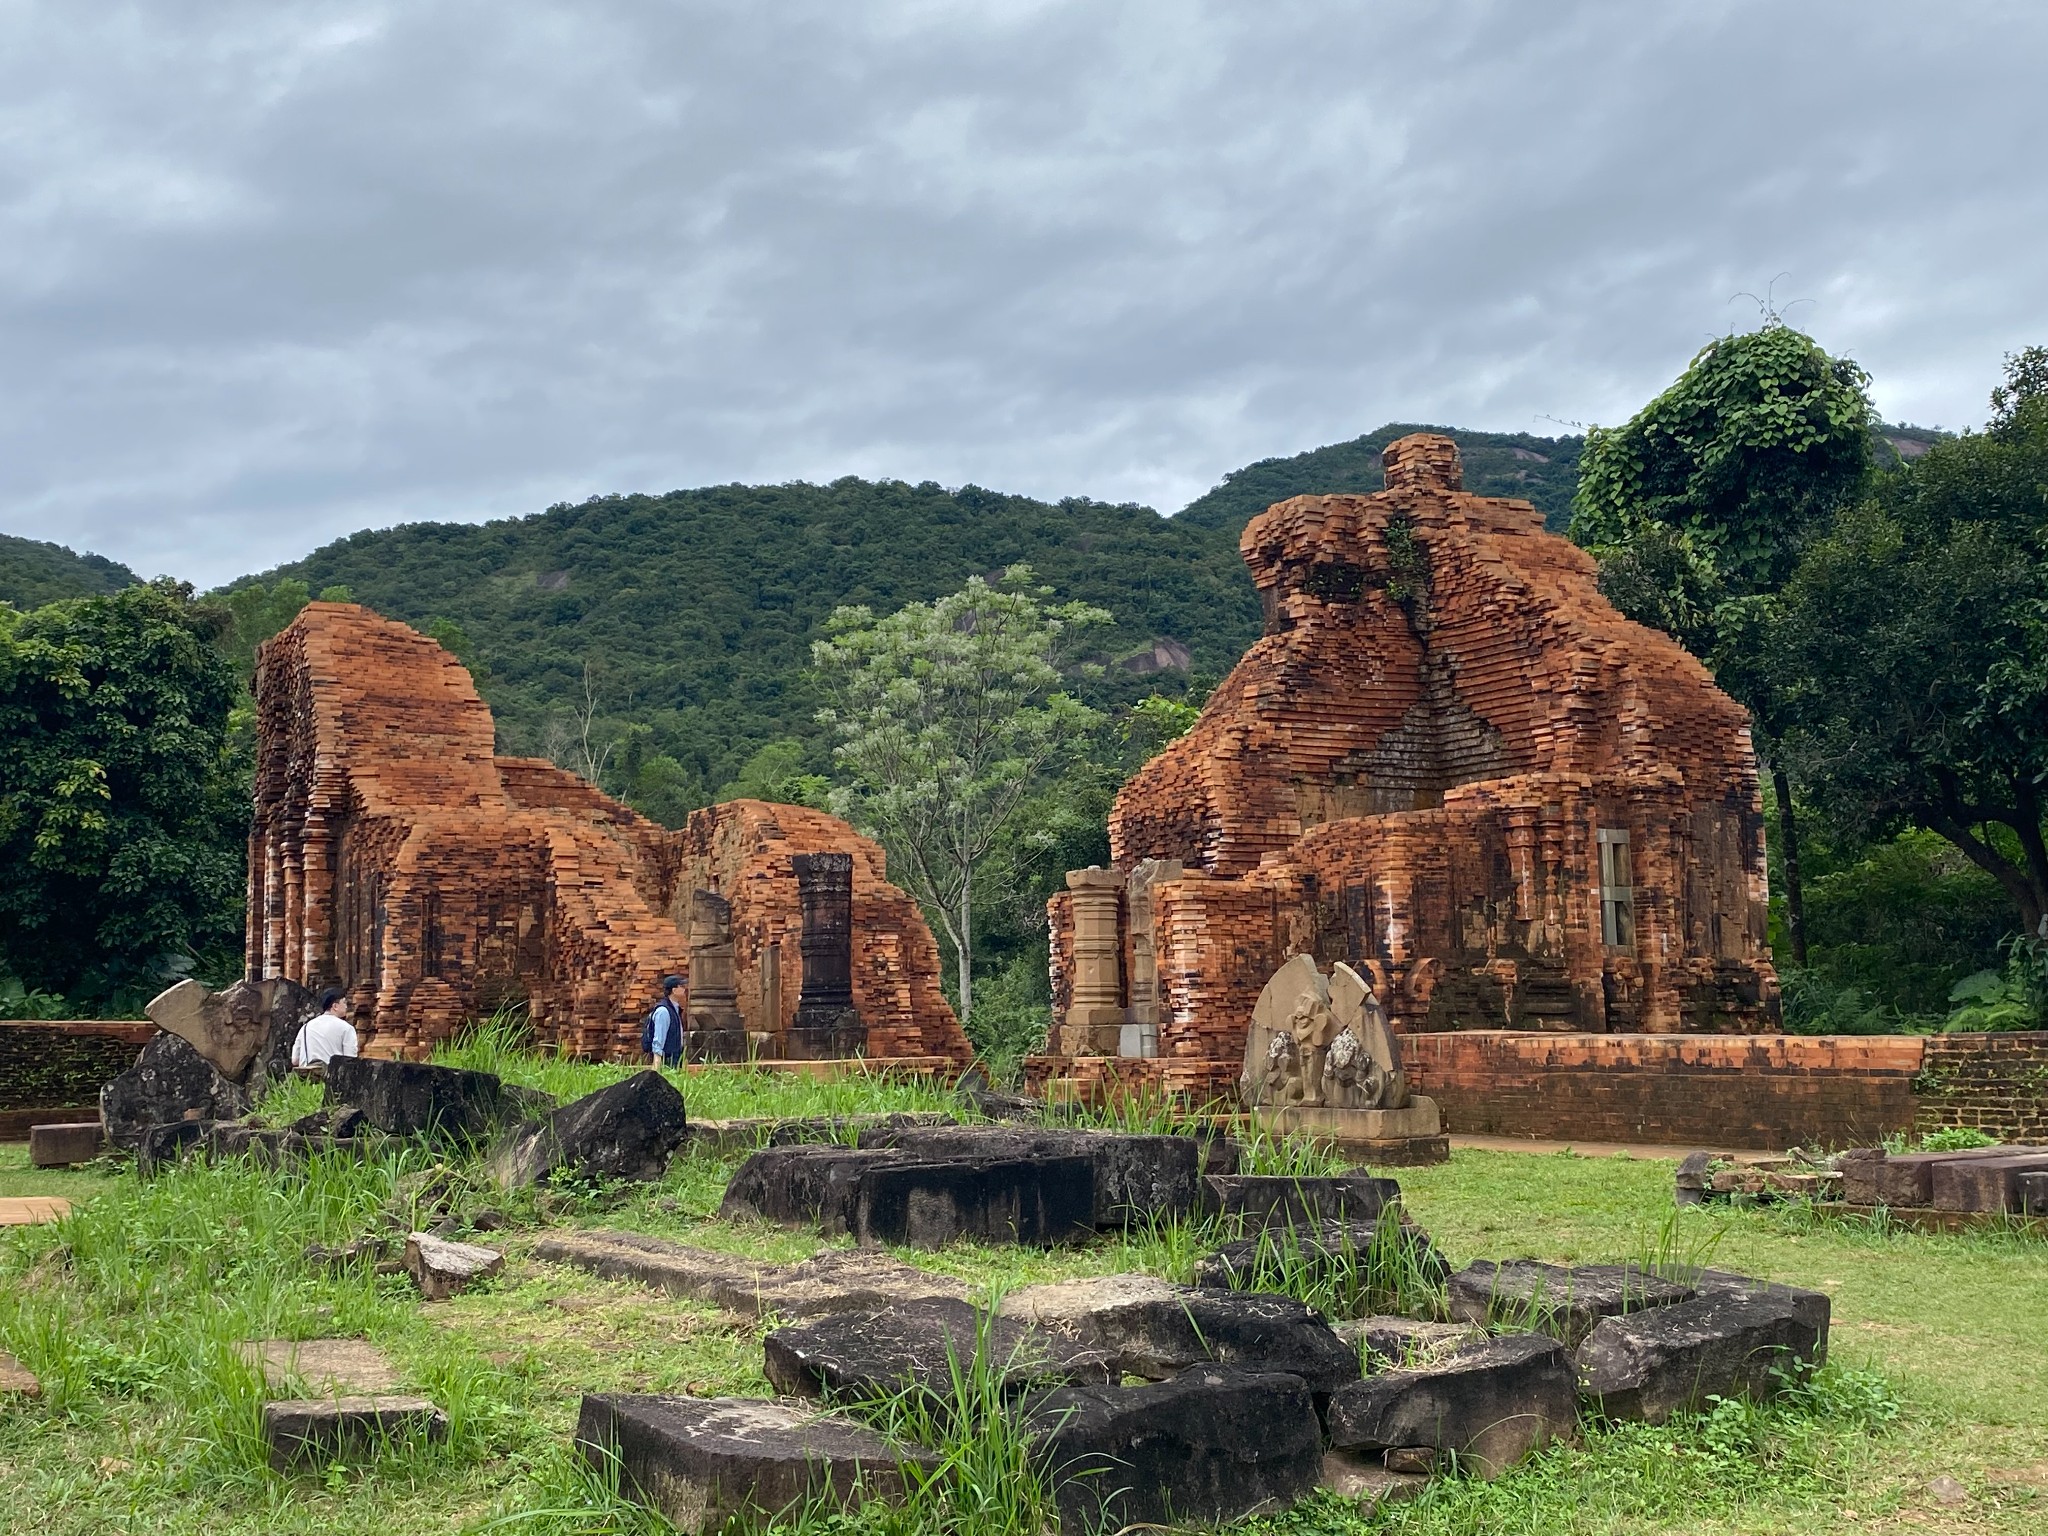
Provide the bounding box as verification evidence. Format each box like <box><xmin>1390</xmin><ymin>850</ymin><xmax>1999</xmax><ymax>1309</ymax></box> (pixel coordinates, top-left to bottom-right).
<box><xmin>1121</xmin><ymin>859</ymin><xmax>1182</xmax><ymax>1058</ymax></box>
<box><xmin>687</xmin><ymin>888</ymin><xmax>747</xmax><ymax>1062</ymax></box>
<box><xmin>788</xmin><ymin>853</ymin><xmax>865</xmax><ymax>1059</ymax></box>
<box><xmin>1060</xmin><ymin>867</ymin><xmax>1124</xmax><ymax>1055</ymax></box>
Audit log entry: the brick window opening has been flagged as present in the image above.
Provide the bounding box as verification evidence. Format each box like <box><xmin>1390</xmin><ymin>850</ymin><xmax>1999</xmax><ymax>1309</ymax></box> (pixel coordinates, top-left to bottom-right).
<box><xmin>1597</xmin><ymin>829</ymin><xmax>1634</xmax><ymax>949</ymax></box>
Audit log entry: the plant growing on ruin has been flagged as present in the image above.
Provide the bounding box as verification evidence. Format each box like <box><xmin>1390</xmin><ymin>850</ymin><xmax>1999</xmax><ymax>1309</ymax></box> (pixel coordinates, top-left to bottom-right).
<box><xmin>812</xmin><ymin>568</ymin><xmax>1109</xmax><ymax>1026</ymax></box>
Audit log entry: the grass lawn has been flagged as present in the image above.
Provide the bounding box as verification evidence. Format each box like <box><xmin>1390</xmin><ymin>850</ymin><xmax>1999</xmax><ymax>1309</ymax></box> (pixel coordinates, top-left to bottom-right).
<box><xmin>3</xmin><ymin>1064</ymin><xmax>2044</xmax><ymax>1536</ymax></box>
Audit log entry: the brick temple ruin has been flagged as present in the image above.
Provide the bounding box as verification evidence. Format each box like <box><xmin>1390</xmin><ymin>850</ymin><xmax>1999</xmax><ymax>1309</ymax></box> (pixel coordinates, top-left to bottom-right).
<box><xmin>248</xmin><ymin>603</ymin><xmax>969</xmax><ymax>1063</ymax></box>
<box><xmin>1037</xmin><ymin>432</ymin><xmax>1779</xmax><ymax>1098</ymax></box>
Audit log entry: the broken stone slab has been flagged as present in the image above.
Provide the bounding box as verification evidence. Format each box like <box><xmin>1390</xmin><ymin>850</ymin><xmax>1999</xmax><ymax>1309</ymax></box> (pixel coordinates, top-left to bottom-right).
<box><xmin>685</xmin><ymin>1112</ymin><xmax>954</xmax><ymax>1159</ymax></box>
<box><xmin>101</xmin><ymin>1033</ymin><xmax>249</xmax><ymax>1151</ymax></box>
<box><xmin>263</xmin><ymin>1395</ymin><xmax>448</xmax><ymax>1471</ymax></box>
<box><xmin>719</xmin><ymin>1143</ymin><xmax>1097</xmax><ymax>1248</ymax></box>
<box><xmin>0</xmin><ymin>1351</ymin><xmax>41</xmax><ymax>1399</ymax></box>
<box><xmin>306</xmin><ymin>1233</ymin><xmax>398</xmax><ymax>1273</ymax></box>
<box><xmin>1869</xmin><ymin>1147</ymin><xmax>2048</xmax><ymax>1208</ymax></box>
<box><xmin>872</xmin><ymin>1125</ymin><xmax>1208</xmax><ymax>1228</ymax></box>
<box><xmin>1320</xmin><ymin>1449</ymin><xmax>1429</xmax><ymax>1508</ymax></box>
<box><xmin>1448</xmin><ymin>1260</ymin><xmax>1696</xmax><ymax>1347</ymax></box>
<box><xmin>28</xmin><ymin>1121</ymin><xmax>103</xmax><ymax>1168</ymax></box>
<box><xmin>492</xmin><ymin>1070</ymin><xmax>690</xmax><ymax>1189</ymax></box>
<box><xmin>325</xmin><ymin>1057</ymin><xmax>528</xmax><ymax>1141</ymax></box>
<box><xmin>764</xmin><ymin>1296</ymin><xmax>1114</xmax><ymax>1403</ymax></box>
<box><xmin>1328</xmin><ymin>1333</ymin><xmax>1578</xmax><ymax>1477</ymax></box>
<box><xmin>1575</xmin><ymin>1287</ymin><xmax>1828</xmax><ymax>1422</ymax></box>
<box><xmin>1691</xmin><ymin>1271</ymin><xmax>1831</xmax><ymax>1361</ymax></box>
<box><xmin>1336</xmin><ymin>1315</ymin><xmax>1488</xmax><ymax>1370</ymax></box>
<box><xmin>405</xmin><ymin>1232</ymin><xmax>505</xmax><ymax>1301</ymax></box>
<box><xmin>237</xmin><ymin>1338</ymin><xmax>400</xmax><ymax>1396</ymax></box>
<box><xmin>1674</xmin><ymin>1150</ymin><xmax>1715</xmax><ymax>1207</ymax></box>
<box><xmin>287</xmin><ymin>1105</ymin><xmax>369</xmax><ymax>1140</ymax></box>
<box><xmin>1200</xmin><ymin>1172</ymin><xmax>1401</xmax><ymax>1230</ymax></box>
<box><xmin>532</xmin><ymin>1229</ymin><xmax>970</xmax><ymax>1318</ymax></box>
<box><xmin>997</xmin><ymin>1273</ymin><xmax>1359</xmax><ymax>1395</ymax></box>
<box><xmin>576</xmin><ymin>1394</ymin><xmax>935</xmax><ymax>1534</ymax></box>
<box><xmin>1929</xmin><ymin>1149</ymin><xmax>2048</xmax><ymax>1212</ymax></box>
<box><xmin>1194</xmin><ymin>1215</ymin><xmax>1448</xmax><ymax>1299</ymax></box>
<box><xmin>144</xmin><ymin>976</ymin><xmax>315</xmax><ymax>1094</ymax></box>
<box><xmin>135</xmin><ymin>1117</ymin><xmax>215</xmax><ymax>1175</ymax></box>
<box><xmin>1836</xmin><ymin>1147</ymin><xmax>1886</xmax><ymax>1206</ymax></box>
<box><xmin>1027</xmin><ymin>1367</ymin><xmax>1323</xmax><ymax>1533</ymax></box>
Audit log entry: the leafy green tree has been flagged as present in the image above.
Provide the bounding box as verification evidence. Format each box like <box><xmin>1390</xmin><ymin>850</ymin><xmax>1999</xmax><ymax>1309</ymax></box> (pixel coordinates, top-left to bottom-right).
<box><xmin>715</xmin><ymin>739</ymin><xmax>830</xmax><ymax>808</ymax></box>
<box><xmin>0</xmin><ymin>582</ymin><xmax>247</xmax><ymax>1005</ymax></box>
<box><xmin>813</xmin><ymin>569</ymin><xmax>1109</xmax><ymax>1025</ymax></box>
<box><xmin>1570</xmin><ymin>322</ymin><xmax>1874</xmax><ymax>963</ymax></box>
<box><xmin>1771</xmin><ymin>348</ymin><xmax>2048</xmax><ymax>943</ymax></box>
<box><xmin>218</xmin><ymin>578</ymin><xmax>353</xmax><ymax>680</ymax></box>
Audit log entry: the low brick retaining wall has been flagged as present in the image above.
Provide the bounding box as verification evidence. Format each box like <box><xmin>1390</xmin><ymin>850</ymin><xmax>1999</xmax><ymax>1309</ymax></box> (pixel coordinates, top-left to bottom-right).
<box><xmin>0</xmin><ymin>1020</ymin><xmax>152</xmax><ymax>1140</ymax></box>
<box><xmin>1403</xmin><ymin>1031</ymin><xmax>2048</xmax><ymax>1151</ymax></box>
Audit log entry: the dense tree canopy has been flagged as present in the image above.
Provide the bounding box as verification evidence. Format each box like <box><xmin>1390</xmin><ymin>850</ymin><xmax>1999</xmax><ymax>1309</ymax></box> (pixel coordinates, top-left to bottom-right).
<box><xmin>0</xmin><ymin>582</ymin><xmax>246</xmax><ymax>1006</ymax></box>
<box><xmin>0</xmin><ymin>532</ymin><xmax>137</xmax><ymax>611</ymax></box>
<box><xmin>1772</xmin><ymin>352</ymin><xmax>2048</xmax><ymax>938</ymax></box>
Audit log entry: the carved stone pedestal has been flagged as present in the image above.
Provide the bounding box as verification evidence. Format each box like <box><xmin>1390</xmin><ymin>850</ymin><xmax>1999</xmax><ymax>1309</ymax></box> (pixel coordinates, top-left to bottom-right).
<box><xmin>1256</xmin><ymin>1099</ymin><xmax>1450</xmax><ymax>1166</ymax></box>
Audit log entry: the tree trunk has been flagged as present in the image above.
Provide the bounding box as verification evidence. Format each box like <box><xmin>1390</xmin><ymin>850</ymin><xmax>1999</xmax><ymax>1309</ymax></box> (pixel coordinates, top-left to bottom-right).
<box><xmin>1771</xmin><ymin>767</ymin><xmax>1808</xmax><ymax>968</ymax></box>
<box><xmin>956</xmin><ymin>875</ymin><xmax>974</xmax><ymax>1027</ymax></box>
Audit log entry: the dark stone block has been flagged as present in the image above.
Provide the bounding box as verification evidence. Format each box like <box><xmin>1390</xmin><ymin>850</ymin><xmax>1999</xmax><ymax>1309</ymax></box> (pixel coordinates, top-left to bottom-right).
<box><xmin>873</xmin><ymin>1125</ymin><xmax>1197</xmax><ymax>1228</ymax></box>
<box><xmin>101</xmin><ymin>1033</ymin><xmax>248</xmax><ymax>1150</ymax></box>
<box><xmin>720</xmin><ymin>1142</ymin><xmax>1097</xmax><ymax>1248</ymax></box>
<box><xmin>324</xmin><ymin>1057</ymin><xmax>519</xmax><ymax>1140</ymax></box>
<box><xmin>1327</xmin><ymin>1333</ymin><xmax>1577</xmax><ymax>1477</ymax></box>
<box><xmin>854</xmin><ymin>1154</ymin><xmax>1096</xmax><ymax>1247</ymax></box>
<box><xmin>492</xmin><ymin>1070</ymin><xmax>689</xmax><ymax>1188</ymax></box>
<box><xmin>136</xmin><ymin>1116</ymin><xmax>214</xmax><ymax>1175</ymax></box>
<box><xmin>1201</xmin><ymin>1172</ymin><xmax>1400</xmax><ymax>1230</ymax></box>
<box><xmin>763</xmin><ymin>1297</ymin><xmax>1113</xmax><ymax>1402</ymax></box>
<box><xmin>1194</xmin><ymin>1216</ymin><xmax>1447</xmax><ymax>1299</ymax></box>
<box><xmin>28</xmin><ymin>1121</ymin><xmax>102</xmax><ymax>1168</ymax></box>
<box><xmin>2019</xmin><ymin>1170</ymin><xmax>2048</xmax><ymax>1216</ymax></box>
<box><xmin>1929</xmin><ymin>1150</ymin><xmax>2048</xmax><ymax>1212</ymax></box>
<box><xmin>1692</xmin><ymin>1270</ymin><xmax>1831</xmax><ymax>1362</ymax></box>
<box><xmin>263</xmin><ymin>1395</ymin><xmax>447</xmax><ymax>1471</ymax></box>
<box><xmin>576</xmin><ymin>1393</ymin><xmax>933</xmax><ymax>1534</ymax></box>
<box><xmin>1002</xmin><ymin>1274</ymin><xmax>1359</xmax><ymax>1396</ymax></box>
<box><xmin>1029</xmin><ymin>1367</ymin><xmax>1323</xmax><ymax>1532</ymax></box>
<box><xmin>1575</xmin><ymin>1288</ymin><xmax>1828</xmax><ymax>1423</ymax></box>
<box><xmin>1448</xmin><ymin>1260</ymin><xmax>1696</xmax><ymax>1347</ymax></box>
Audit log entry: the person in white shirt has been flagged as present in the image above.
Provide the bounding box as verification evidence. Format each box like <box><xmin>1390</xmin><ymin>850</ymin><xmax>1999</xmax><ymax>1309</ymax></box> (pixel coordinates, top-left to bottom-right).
<box><xmin>291</xmin><ymin>987</ymin><xmax>360</xmax><ymax>1069</ymax></box>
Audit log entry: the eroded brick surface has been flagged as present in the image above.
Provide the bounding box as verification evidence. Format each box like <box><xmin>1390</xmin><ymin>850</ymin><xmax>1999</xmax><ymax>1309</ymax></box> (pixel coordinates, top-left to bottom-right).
<box><xmin>250</xmin><ymin>604</ymin><xmax>966</xmax><ymax>1061</ymax></box>
<box><xmin>1039</xmin><ymin>433</ymin><xmax>1777</xmax><ymax>1083</ymax></box>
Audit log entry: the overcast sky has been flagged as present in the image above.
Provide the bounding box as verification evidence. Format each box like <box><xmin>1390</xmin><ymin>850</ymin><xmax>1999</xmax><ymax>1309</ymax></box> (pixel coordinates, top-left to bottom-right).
<box><xmin>3</xmin><ymin>1</ymin><xmax>2043</xmax><ymax>589</ymax></box>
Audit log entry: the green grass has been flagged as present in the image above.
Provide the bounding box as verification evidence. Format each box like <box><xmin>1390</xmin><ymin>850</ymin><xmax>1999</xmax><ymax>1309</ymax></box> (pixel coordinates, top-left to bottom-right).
<box><xmin>6</xmin><ymin>1067</ymin><xmax>2047</xmax><ymax>1535</ymax></box>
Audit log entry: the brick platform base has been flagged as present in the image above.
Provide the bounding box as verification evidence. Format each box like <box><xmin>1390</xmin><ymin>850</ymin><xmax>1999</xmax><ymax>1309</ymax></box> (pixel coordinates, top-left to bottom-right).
<box><xmin>1031</xmin><ymin>1032</ymin><xmax>2048</xmax><ymax>1153</ymax></box>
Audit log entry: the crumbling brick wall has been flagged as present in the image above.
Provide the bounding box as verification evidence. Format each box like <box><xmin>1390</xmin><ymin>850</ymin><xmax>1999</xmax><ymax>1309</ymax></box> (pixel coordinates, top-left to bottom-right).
<box><xmin>1911</xmin><ymin>1032</ymin><xmax>2048</xmax><ymax>1143</ymax></box>
<box><xmin>1041</xmin><ymin>432</ymin><xmax>1777</xmax><ymax>1083</ymax></box>
<box><xmin>252</xmin><ymin>604</ymin><xmax>967</xmax><ymax>1062</ymax></box>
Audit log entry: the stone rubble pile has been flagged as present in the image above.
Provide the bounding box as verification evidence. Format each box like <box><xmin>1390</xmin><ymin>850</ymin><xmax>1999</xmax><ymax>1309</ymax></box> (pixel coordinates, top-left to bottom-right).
<box><xmin>552</xmin><ymin>1123</ymin><xmax>1834</xmax><ymax>1532</ymax></box>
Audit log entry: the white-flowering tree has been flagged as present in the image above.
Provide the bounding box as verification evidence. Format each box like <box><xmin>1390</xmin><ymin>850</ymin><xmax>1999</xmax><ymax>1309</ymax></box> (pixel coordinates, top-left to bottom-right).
<box><xmin>813</xmin><ymin>568</ymin><xmax>1107</xmax><ymax>1025</ymax></box>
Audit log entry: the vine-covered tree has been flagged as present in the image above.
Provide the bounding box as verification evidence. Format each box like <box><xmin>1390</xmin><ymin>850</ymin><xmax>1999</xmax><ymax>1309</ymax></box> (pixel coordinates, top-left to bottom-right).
<box><xmin>1569</xmin><ymin>321</ymin><xmax>1874</xmax><ymax>963</ymax></box>
<box><xmin>1771</xmin><ymin>348</ymin><xmax>2048</xmax><ymax>940</ymax></box>
<box><xmin>0</xmin><ymin>582</ymin><xmax>248</xmax><ymax>1006</ymax></box>
<box><xmin>812</xmin><ymin>569</ymin><xmax>1108</xmax><ymax>1026</ymax></box>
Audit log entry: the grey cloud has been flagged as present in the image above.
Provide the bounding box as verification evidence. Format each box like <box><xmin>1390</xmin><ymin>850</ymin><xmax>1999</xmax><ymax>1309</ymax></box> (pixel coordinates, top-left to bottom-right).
<box><xmin>2</xmin><ymin>0</ymin><xmax>2043</xmax><ymax>586</ymax></box>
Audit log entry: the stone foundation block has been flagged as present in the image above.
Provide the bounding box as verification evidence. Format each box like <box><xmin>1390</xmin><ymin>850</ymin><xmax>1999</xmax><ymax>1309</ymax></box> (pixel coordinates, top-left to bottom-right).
<box><xmin>576</xmin><ymin>1394</ymin><xmax>933</xmax><ymax>1533</ymax></box>
<box><xmin>1028</xmin><ymin>1367</ymin><xmax>1322</xmax><ymax>1532</ymax></box>
<box><xmin>1575</xmin><ymin>1288</ymin><xmax>1828</xmax><ymax>1422</ymax></box>
<box><xmin>263</xmin><ymin>1395</ymin><xmax>447</xmax><ymax>1470</ymax></box>
<box><xmin>1448</xmin><ymin>1260</ymin><xmax>1696</xmax><ymax>1347</ymax></box>
<box><xmin>492</xmin><ymin>1070</ymin><xmax>689</xmax><ymax>1188</ymax></box>
<box><xmin>763</xmin><ymin>1297</ymin><xmax>1112</xmax><ymax>1402</ymax></box>
<box><xmin>1327</xmin><ymin>1333</ymin><xmax>1577</xmax><ymax>1477</ymax></box>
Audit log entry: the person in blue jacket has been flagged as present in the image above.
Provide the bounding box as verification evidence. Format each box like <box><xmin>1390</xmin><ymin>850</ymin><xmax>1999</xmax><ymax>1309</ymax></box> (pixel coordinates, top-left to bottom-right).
<box><xmin>642</xmin><ymin>975</ymin><xmax>687</xmax><ymax>1067</ymax></box>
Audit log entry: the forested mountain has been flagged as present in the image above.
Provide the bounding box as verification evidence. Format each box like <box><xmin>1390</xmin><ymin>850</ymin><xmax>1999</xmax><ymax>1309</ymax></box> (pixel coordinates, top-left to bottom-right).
<box><xmin>0</xmin><ymin>533</ymin><xmax>137</xmax><ymax>610</ymax></box>
<box><xmin>248</xmin><ymin>424</ymin><xmax>1597</xmax><ymax>815</ymax></box>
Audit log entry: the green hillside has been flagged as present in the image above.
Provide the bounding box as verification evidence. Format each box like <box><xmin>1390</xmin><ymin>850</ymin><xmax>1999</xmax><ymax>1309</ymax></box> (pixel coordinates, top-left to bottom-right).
<box><xmin>246</xmin><ymin>423</ymin><xmax>1593</xmax><ymax>818</ymax></box>
<box><xmin>1177</xmin><ymin>423</ymin><xmax>1585</xmax><ymax>532</ymax></box>
<box><xmin>0</xmin><ymin>533</ymin><xmax>137</xmax><ymax>610</ymax></box>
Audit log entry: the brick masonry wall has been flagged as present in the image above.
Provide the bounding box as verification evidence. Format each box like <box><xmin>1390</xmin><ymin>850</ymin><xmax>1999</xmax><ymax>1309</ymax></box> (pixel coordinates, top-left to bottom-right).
<box><xmin>0</xmin><ymin>1021</ymin><xmax>152</xmax><ymax>1133</ymax></box>
<box><xmin>1911</xmin><ymin>1032</ymin><xmax>2048</xmax><ymax>1142</ymax></box>
<box><xmin>1401</xmin><ymin>1031</ymin><xmax>1927</xmax><ymax>1150</ymax></box>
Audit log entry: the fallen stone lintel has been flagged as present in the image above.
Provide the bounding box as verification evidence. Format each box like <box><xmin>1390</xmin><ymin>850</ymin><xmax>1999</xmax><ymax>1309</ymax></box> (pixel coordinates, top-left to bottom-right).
<box><xmin>532</xmin><ymin>1229</ymin><xmax>968</xmax><ymax>1318</ymax></box>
